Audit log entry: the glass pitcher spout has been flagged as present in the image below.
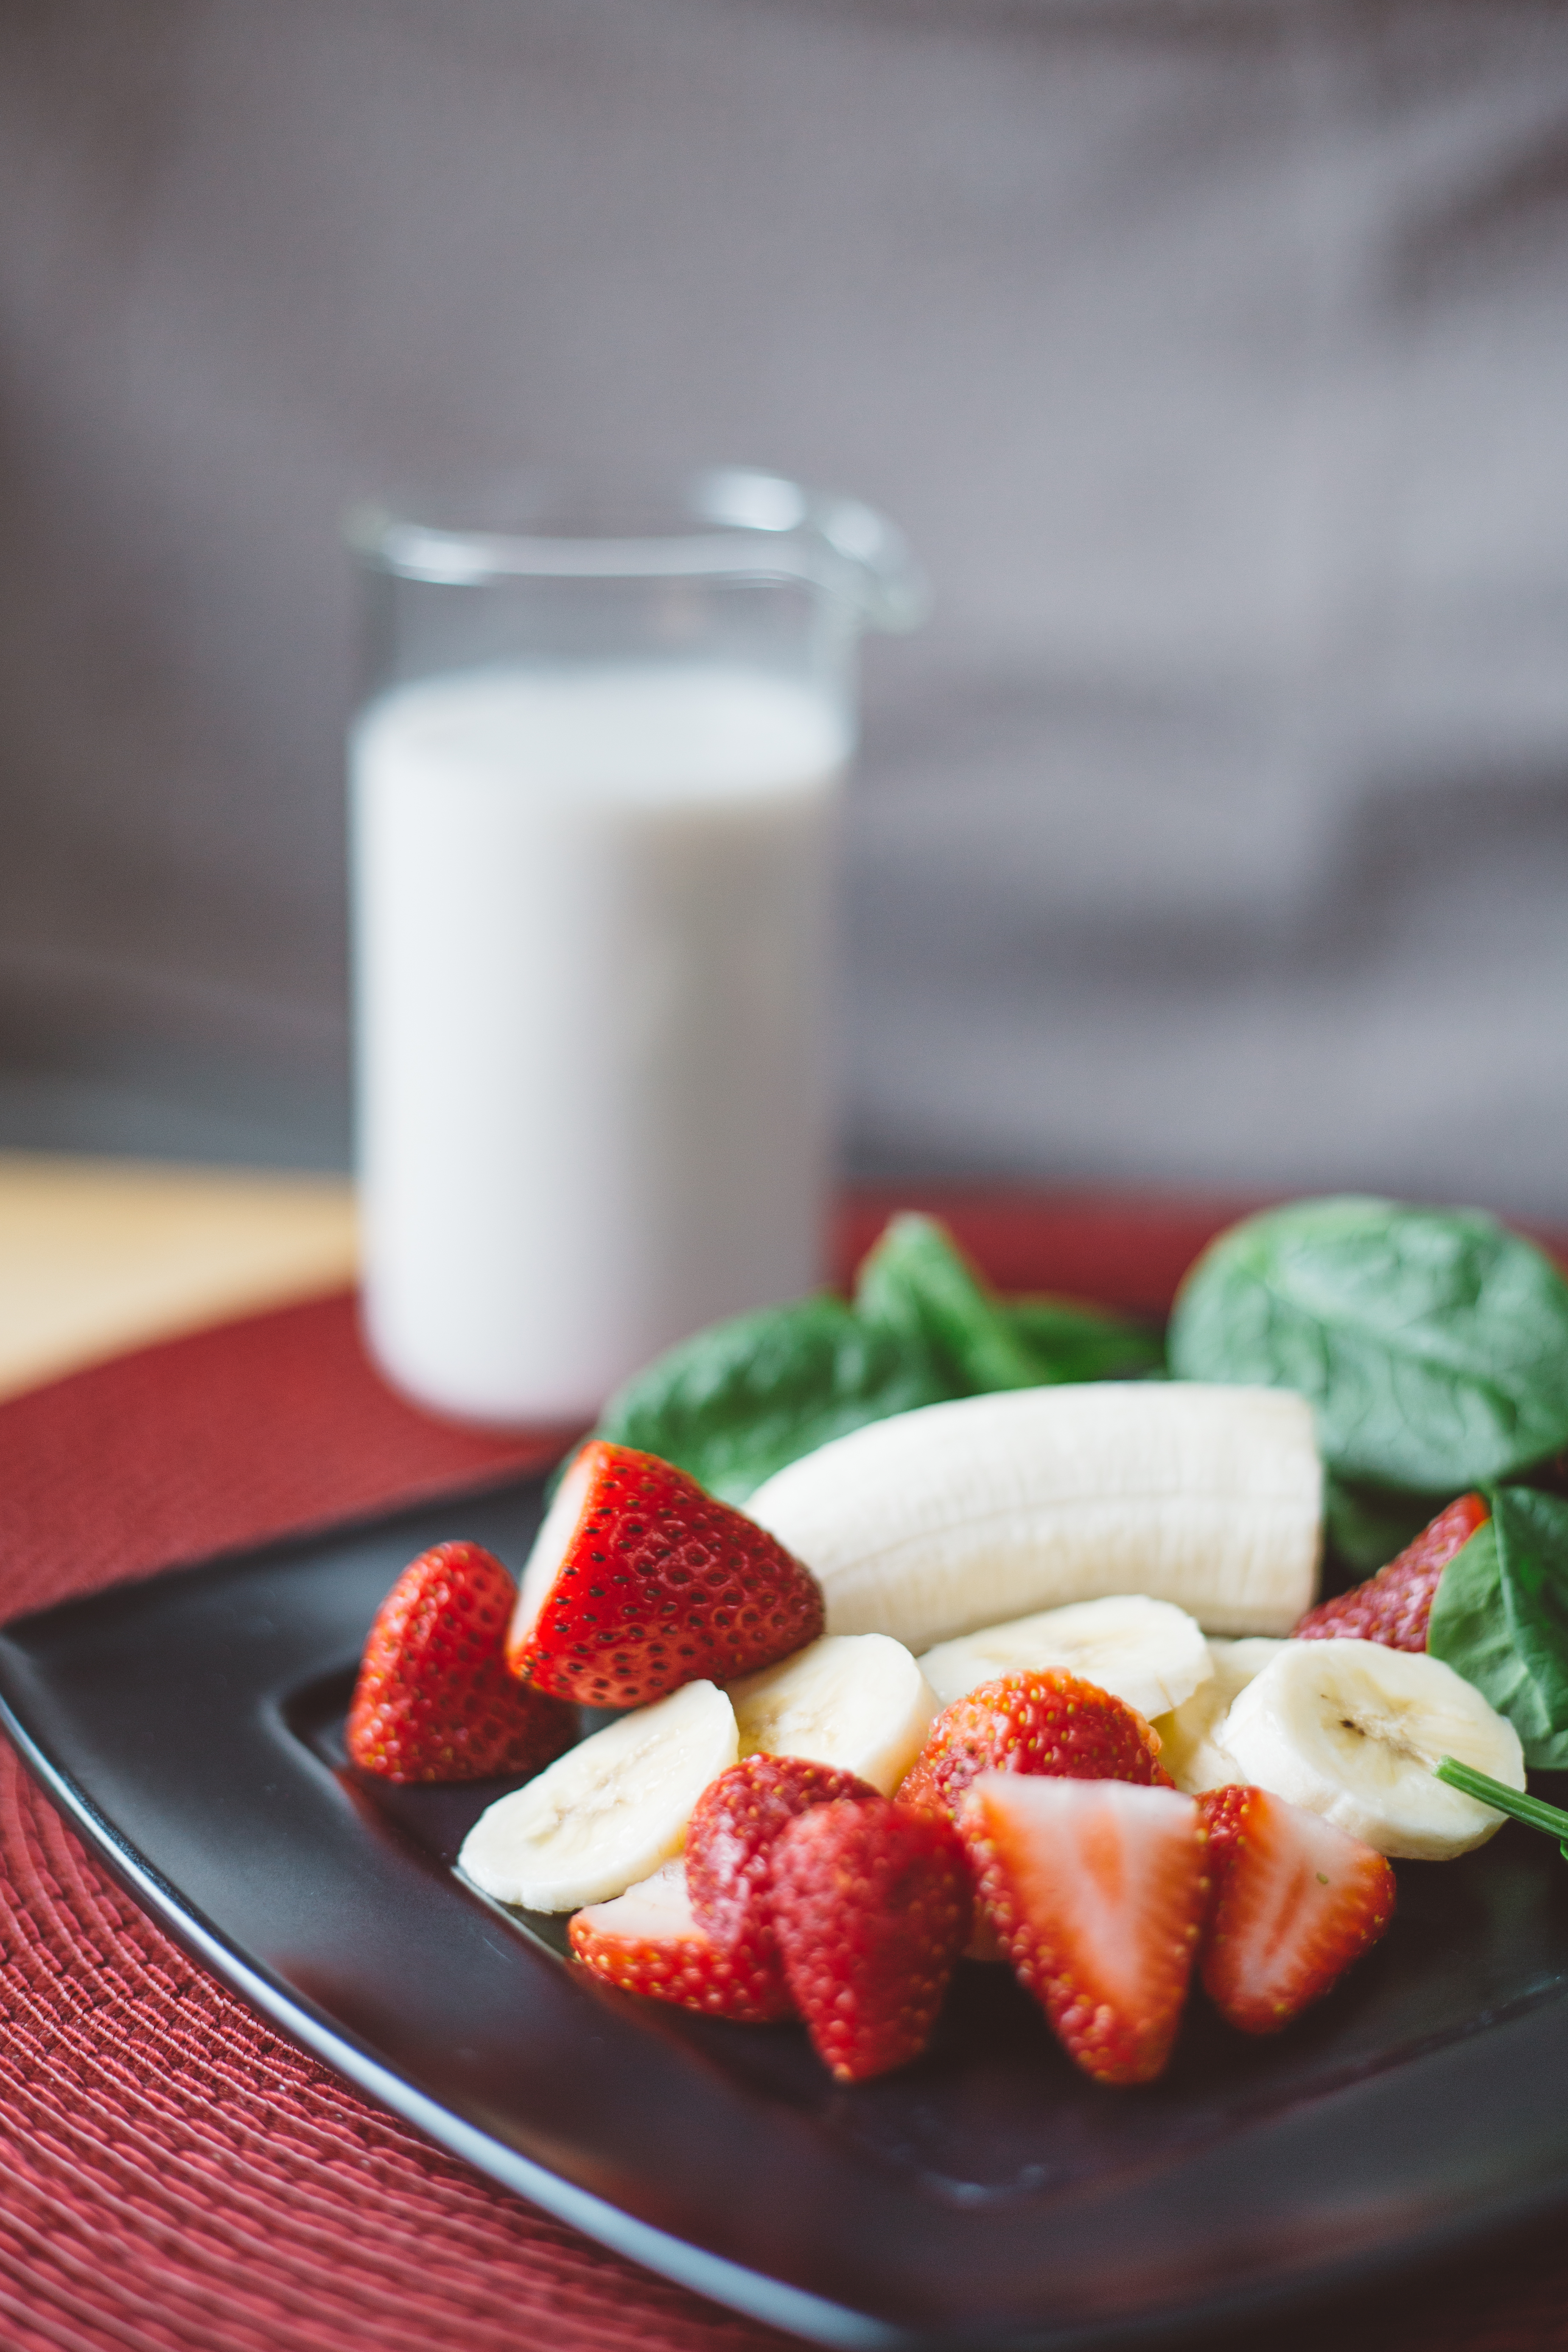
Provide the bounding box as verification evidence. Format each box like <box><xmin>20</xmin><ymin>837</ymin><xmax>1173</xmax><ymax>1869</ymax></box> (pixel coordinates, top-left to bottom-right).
<box><xmin>695</xmin><ymin>466</ymin><xmax>930</xmax><ymax>633</ymax></box>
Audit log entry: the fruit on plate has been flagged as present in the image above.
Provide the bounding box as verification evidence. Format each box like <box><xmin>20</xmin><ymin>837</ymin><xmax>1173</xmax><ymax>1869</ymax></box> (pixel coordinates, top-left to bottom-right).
<box><xmin>1217</xmin><ymin>1638</ymin><xmax>1525</xmax><ymax>1859</ymax></box>
<box><xmin>896</xmin><ymin>1669</ymin><xmax>1172</xmax><ymax>1828</ymax></box>
<box><xmin>958</xmin><ymin>1774</ymin><xmax>1206</xmax><ymax>2085</ymax></box>
<box><xmin>568</xmin><ymin>1858</ymin><xmax>792</xmax><ymax>2022</ymax></box>
<box><xmin>507</xmin><ymin>1440</ymin><xmax>824</xmax><ymax>1707</ymax></box>
<box><xmin>1294</xmin><ymin>1492</ymin><xmax>1490</xmax><ymax>1650</ymax></box>
<box><xmin>743</xmin><ymin>1382</ymin><xmax>1322</xmax><ymax>1651</ymax></box>
<box><xmin>770</xmin><ymin>1797</ymin><xmax>972</xmax><ymax>2081</ymax></box>
<box><xmin>918</xmin><ymin>1593</ymin><xmax>1212</xmax><ymax>1719</ymax></box>
<box><xmin>1197</xmin><ymin>1785</ymin><xmax>1395</xmax><ymax>2033</ymax></box>
<box><xmin>727</xmin><ymin>1632</ymin><xmax>941</xmax><ymax>1796</ymax></box>
<box><xmin>458</xmin><ymin>1678</ymin><xmax>739</xmax><ymax>1911</ymax></box>
<box><xmin>1151</xmin><ymin>1637</ymin><xmax>1287</xmax><ymax>1795</ymax></box>
<box><xmin>683</xmin><ymin>1753</ymin><xmax>881</xmax><ymax>2013</ymax></box>
<box><xmin>347</xmin><ymin>1542</ymin><xmax>579</xmax><ymax>1784</ymax></box>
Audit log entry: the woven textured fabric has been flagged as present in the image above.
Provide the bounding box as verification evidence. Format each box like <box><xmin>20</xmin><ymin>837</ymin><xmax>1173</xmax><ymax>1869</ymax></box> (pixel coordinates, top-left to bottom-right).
<box><xmin>2</xmin><ymin>1197</ymin><xmax>1567</xmax><ymax>2352</ymax></box>
<box><xmin>0</xmin><ymin>1291</ymin><xmax>577</xmax><ymax>1623</ymax></box>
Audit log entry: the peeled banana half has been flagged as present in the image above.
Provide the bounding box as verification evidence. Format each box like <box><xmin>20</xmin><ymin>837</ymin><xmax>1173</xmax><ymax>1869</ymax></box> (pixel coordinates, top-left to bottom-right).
<box><xmin>745</xmin><ymin>1382</ymin><xmax>1322</xmax><ymax>1652</ymax></box>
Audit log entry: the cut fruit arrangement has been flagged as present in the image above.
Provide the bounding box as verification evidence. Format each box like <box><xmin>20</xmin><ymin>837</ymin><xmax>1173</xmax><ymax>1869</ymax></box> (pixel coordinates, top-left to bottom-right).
<box><xmin>345</xmin><ymin>1201</ymin><xmax>1568</xmax><ymax>2087</ymax></box>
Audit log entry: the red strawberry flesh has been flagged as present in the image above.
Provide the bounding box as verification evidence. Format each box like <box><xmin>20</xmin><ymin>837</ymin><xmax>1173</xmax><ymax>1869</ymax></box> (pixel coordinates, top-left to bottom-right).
<box><xmin>896</xmin><ymin>1668</ymin><xmax>1172</xmax><ymax>1830</ymax></box>
<box><xmin>959</xmin><ymin>1773</ymin><xmax>1205</xmax><ymax>2085</ymax></box>
<box><xmin>770</xmin><ymin>1798</ymin><xmax>972</xmax><ymax>2082</ymax></box>
<box><xmin>1294</xmin><ymin>1492</ymin><xmax>1490</xmax><ymax>1651</ymax></box>
<box><xmin>507</xmin><ymin>1441</ymin><xmax>824</xmax><ymax>1708</ymax></box>
<box><xmin>684</xmin><ymin>1755</ymin><xmax>880</xmax><ymax>2012</ymax></box>
<box><xmin>569</xmin><ymin>1860</ymin><xmax>793</xmax><ymax>2023</ymax></box>
<box><xmin>1197</xmin><ymin>1785</ymin><xmax>1395</xmax><ymax>2034</ymax></box>
<box><xmin>347</xmin><ymin>1541</ymin><xmax>578</xmax><ymax>1784</ymax></box>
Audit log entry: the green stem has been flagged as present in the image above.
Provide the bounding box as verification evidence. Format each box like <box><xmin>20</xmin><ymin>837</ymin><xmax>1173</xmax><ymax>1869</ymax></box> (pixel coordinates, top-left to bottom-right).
<box><xmin>1435</xmin><ymin>1755</ymin><xmax>1568</xmax><ymax>1847</ymax></box>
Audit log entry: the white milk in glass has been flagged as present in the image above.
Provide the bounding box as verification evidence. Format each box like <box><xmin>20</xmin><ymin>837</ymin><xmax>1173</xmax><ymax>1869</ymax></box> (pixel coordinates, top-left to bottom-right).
<box><xmin>352</xmin><ymin>662</ymin><xmax>846</xmax><ymax>1423</ymax></box>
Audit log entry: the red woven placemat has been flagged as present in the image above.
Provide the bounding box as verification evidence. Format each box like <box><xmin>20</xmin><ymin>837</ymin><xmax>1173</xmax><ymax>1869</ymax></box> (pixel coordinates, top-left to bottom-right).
<box><xmin>1</xmin><ymin>1192</ymin><xmax>1566</xmax><ymax>2352</ymax></box>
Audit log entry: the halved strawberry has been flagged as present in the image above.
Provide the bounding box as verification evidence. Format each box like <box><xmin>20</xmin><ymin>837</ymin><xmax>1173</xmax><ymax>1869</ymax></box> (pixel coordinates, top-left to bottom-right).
<box><xmin>1294</xmin><ymin>1492</ymin><xmax>1489</xmax><ymax>1651</ymax></box>
<box><xmin>1197</xmin><ymin>1785</ymin><xmax>1395</xmax><ymax>2034</ymax></box>
<box><xmin>508</xmin><ymin>1442</ymin><xmax>824</xmax><ymax>1708</ymax></box>
<box><xmin>347</xmin><ymin>1541</ymin><xmax>578</xmax><ymax>1784</ymax></box>
<box><xmin>959</xmin><ymin>1774</ymin><xmax>1205</xmax><ymax>2085</ymax></box>
<box><xmin>684</xmin><ymin>1755</ymin><xmax>880</xmax><ymax>2012</ymax></box>
<box><xmin>770</xmin><ymin>1797</ymin><xmax>972</xmax><ymax>2081</ymax></box>
<box><xmin>896</xmin><ymin>1669</ymin><xmax>1172</xmax><ymax>1829</ymax></box>
<box><xmin>568</xmin><ymin>1859</ymin><xmax>792</xmax><ymax>2022</ymax></box>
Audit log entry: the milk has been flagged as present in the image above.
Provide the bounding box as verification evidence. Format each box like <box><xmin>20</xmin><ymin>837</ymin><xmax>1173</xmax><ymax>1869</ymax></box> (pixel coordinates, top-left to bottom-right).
<box><xmin>351</xmin><ymin>663</ymin><xmax>847</xmax><ymax>1423</ymax></box>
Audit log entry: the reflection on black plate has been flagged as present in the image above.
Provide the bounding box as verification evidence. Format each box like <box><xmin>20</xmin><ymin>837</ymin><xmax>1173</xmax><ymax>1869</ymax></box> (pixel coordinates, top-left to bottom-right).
<box><xmin>2</xmin><ymin>1477</ymin><xmax>1568</xmax><ymax>2352</ymax></box>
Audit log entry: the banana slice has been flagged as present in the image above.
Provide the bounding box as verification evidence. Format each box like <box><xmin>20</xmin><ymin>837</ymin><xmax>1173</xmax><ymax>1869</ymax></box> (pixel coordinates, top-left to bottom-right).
<box><xmin>727</xmin><ymin>1632</ymin><xmax>941</xmax><ymax>1796</ymax></box>
<box><xmin>573</xmin><ymin>1856</ymin><xmax>694</xmax><ymax>1940</ymax></box>
<box><xmin>1153</xmin><ymin>1636</ymin><xmax>1287</xmax><ymax>1794</ymax></box>
<box><xmin>918</xmin><ymin>1594</ymin><xmax>1212</xmax><ymax>1718</ymax></box>
<box><xmin>745</xmin><ymin>1383</ymin><xmax>1321</xmax><ymax>1651</ymax></box>
<box><xmin>1217</xmin><ymin>1638</ymin><xmax>1525</xmax><ymax>1860</ymax></box>
<box><xmin>457</xmin><ymin>1678</ymin><xmax>738</xmax><ymax>1912</ymax></box>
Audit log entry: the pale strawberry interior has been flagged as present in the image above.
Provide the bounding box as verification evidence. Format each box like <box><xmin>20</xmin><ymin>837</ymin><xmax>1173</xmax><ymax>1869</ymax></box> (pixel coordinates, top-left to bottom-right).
<box><xmin>979</xmin><ymin>1776</ymin><xmax>1200</xmax><ymax>2012</ymax></box>
<box><xmin>510</xmin><ymin>1448</ymin><xmax>597</xmax><ymax>1655</ymax></box>
<box><xmin>575</xmin><ymin>1858</ymin><xmax>700</xmax><ymax>1943</ymax></box>
<box><xmin>1227</xmin><ymin>1795</ymin><xmax>1370</xmax><ymax>1995</ymax></box>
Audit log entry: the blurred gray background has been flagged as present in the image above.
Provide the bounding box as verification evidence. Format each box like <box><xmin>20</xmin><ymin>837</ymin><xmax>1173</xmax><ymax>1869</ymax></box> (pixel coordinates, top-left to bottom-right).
<box><xmin>3</xmin><ymin>0</ymin><xmax>1566</xmax><ymax>1208</ymax></box>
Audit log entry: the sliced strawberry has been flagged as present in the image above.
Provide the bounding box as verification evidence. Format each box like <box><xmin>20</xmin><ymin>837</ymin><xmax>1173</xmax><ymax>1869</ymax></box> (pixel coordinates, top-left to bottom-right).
<box><xmin>1196</xmin><ymin>1781</ymin><xmax>1258</xmax><ymax>1919</ymax></box>
<box><xmin>770</xmin><ymin>1798</ymin><xmax>972</xmax><ymax>2082</ymax></box>
<box><xmin>959</xmin><ymin>1774</ymin><xmax>1205</xmax><ymax>2085</ymax></box>
<box><xmin>1295</xmin><ymin>1492</ymin><xmax>1490</xmax><ymax>1651</ymax></box>
<box><xmin>507</xmin><ymin>1441</ymin><xmax>824</xmax><ymax>1708</ymax></box>
<box><xmin>347</xmin><ymin>1541</ymin><xmax>578</xmax><ymax>1784</ymax></box>
<box><xmin>895</xmin><ymin>1669</ymin><xmax>1172</xmax><ymax>1830</ymax></box>
<box><xmin>1197</xmin><ymin>1785</ymin><xmax>1395</xmax><ymax>2034</ymax></box>
<box><xmin>568</xmin><ymin>1859</ymin><xmax>792</xmax><ymax>2022</ymax></box>
<box><xmin>684</xmin><ymin>1755</ymin><xmax>880</xmax><ymax>2011</ymax></box>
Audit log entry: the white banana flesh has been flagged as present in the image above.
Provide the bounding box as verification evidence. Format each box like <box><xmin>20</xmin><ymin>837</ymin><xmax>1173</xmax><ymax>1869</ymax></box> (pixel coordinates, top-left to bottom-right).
<box><xmin>918</xmin><ymin>1593</ymin><xmax>1212</xmax><ymax>1720</ymax></box>
<box><xmin>727</xmin><ymin>1632</ymin><xmax>940</xmax><ymax>1796</ymax></box>
<box><xmin>1152</xmin><ymin>1636</ymin><xmax>1288</xmax><ymax>1794</ymax></box>
<box><xmin>1217</xmin><ymin>1638</ymin><xmax>1525</xmax><ymax>1860</ymax></box>
<box><xmin>745</xmin><ymin>1383</ymin><xmax>1322</xmax><ymax>1652</ymax></box>
<box><xmin>457</xmin><ymin>1678</ymin><xmax>738</xmax><ymax>1912</ymax></box>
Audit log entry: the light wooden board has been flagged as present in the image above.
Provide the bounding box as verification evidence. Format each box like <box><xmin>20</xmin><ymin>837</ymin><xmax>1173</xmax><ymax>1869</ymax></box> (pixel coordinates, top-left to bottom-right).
<box><xmin>0</xmin><ymin>1154</ymin><xmax>358</xmax><ymax>1400</ymax></box>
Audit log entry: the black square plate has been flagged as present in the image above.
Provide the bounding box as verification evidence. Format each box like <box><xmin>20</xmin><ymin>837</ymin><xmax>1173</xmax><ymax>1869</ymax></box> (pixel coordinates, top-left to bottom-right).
<box><xmin>3</xmin><ymin>1474</ymin><xmax>1568</xmax><ymax>2352</ymax></box>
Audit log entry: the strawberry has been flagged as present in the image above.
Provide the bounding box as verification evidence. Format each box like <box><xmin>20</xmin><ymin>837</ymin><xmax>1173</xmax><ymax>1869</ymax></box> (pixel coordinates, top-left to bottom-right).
<box><xmin>958</xmin><ymin>1774</ymin><xmax>1205</xmax><ymax>2086</ymax></box>
<box><xmin>347</xmin><ymin>1541</ymin><xmax>578</xmax><ymax>1784</ymax></box>
<box><xmin>568</xmin><ymin>1860</ymin><xmax>792</xmax><ymax>2023</ymax></box>
<box><xmin>770</xmin><ymin>1798</ymin><xmax>972</xmax><ymax>2081</ymax></box>
<box><xmin>684</xmin><ymin>1755</ymin><xmax>880</xmax><ymax>2012</ymax></box>
<box><xmin>895</xmin><ymin>1669</ymin><xmax>1172</xmax><ymax>1829</ymax></box>
<box><xmin>507</xmin><ymin>1441</ymin><xmax>824</xmax><ymax>1708</ymax></box>
<box><xmin>1197</xmin><ymin>1785</ymin><xmax>1395</xmax><ymax>2034</ymax></box>
<box><xmin>1294</xmin><ymin>1492</ymin><xmax>1489</xmax><ymax>1651</ymax></box>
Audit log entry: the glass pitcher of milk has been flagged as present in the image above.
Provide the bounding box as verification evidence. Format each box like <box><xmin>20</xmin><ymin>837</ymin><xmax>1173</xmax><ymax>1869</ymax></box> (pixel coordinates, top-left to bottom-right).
<box><xmin>348</xmin><ymin>467</ymin><xmax>925</xmax><ymax>1425</ymax></box>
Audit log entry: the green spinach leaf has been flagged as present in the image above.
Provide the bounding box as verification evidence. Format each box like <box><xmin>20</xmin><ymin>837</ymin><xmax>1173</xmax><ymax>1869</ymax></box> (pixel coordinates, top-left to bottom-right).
<box><xmin>1003</xmin><ymin>1296</ymin><xmax>1165</xmax><ymax>1386</ymax></box>
<box><xmin>1167</xmin><ymin>1196</ymin><xmax>1568</xmax><ymax>1493</ymax></box>
<box><xmin>590</xmin><ymin>1214</ymin><xmax>1162</xmax><ymax>1501</ymax></box>
<box><xmin>856</xmin><ymin>1212</ymin><xmax>1161</xmax><ymax>1391</ymax></box>
<box><xmin>593</xmin><ymin>1290</ymin><xmax>956</xmax><ymax>1504</ymax></box>
<box><xmin>854</xmin><ymin>1214</ymin><xmax>1047</xmax><ymax>1392</ymax></box>
<box><xmin>1427</xmin><ymin>1486</ymin><xmax>1568</xmax><ymax>1768</ymax></box>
